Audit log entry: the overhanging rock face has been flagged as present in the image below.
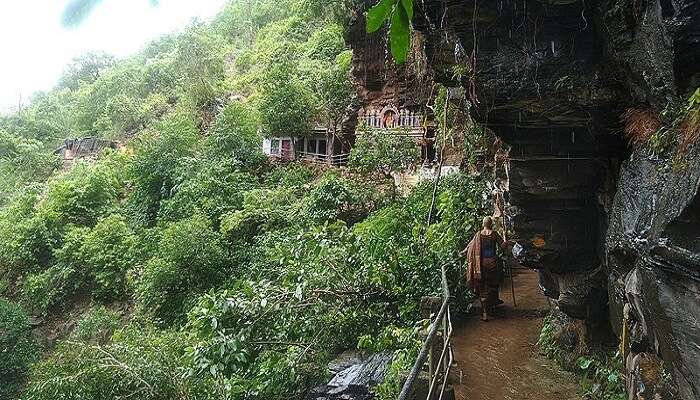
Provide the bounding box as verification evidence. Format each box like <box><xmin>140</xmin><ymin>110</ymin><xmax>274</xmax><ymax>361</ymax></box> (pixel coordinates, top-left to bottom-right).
<box><xmin>607</xmin><ymin>143</ymin><xmax>700</xmax><ymax>399</ymax></box>
<box><xmin>408</xmin><ymin>0</ymin><xmax>629</xmax><ymax>316</ymax></box>
<box><xmin>349</xmin><ymin>0</ymin><xmax>699</xmax><ymax>398</ymax></box>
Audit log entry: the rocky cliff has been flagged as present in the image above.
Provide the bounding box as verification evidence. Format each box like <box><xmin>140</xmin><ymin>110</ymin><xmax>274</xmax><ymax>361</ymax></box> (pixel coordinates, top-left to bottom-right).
<box><xmin>348</xmin><ymin>0</ymin><xmax>699</xmax><ymax>398</ymax></box>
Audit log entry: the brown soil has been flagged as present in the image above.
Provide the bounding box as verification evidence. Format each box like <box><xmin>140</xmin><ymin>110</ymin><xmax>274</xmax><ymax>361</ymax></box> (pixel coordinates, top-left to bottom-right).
<box><xmin>451</xmin><ymin>267</ymin><xmax>581</xmax><ymax>400</ymax></box>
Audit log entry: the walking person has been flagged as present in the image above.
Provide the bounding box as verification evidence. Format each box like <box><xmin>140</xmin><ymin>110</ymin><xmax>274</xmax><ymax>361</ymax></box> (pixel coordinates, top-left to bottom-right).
<box><xmin>461</xmin><ymin>216</ymin><xmax>511</xmax><ymax>321</ymax></box>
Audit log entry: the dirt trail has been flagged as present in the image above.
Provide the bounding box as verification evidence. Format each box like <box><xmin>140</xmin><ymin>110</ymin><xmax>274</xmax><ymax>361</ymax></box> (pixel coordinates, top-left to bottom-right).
<box><xmin>451</xmin><ymin>268</ymin><xmax>581</xmax><ymax>400</ymax></box>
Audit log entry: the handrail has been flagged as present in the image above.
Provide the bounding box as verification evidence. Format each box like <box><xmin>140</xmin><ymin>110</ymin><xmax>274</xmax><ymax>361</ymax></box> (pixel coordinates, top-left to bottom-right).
<box><xmin>294</xmin><ymin>151</ymin><xmax>350</xmax><ymax>166</ymax></box>
<box><xmin>398</xmin><ymin>257</ymin><xmax>457</xmax><ymax>400</ymax></box>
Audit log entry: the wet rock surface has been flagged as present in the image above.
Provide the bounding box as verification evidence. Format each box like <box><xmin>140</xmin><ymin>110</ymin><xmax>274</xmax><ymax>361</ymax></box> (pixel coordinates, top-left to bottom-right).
<box><xmin>626</xmin><ymin>352</ymin><xmax>678</xmax><ymax>400</ymax></box>
<box><xmin>306</xmin><ymin>352</ymin><xmax>393</xmax><ymax>400</ymax></box>
<box><xmin>608</xmin><ymin>143</ymin><xmax>700</xmax><ymax>399</ymax></box>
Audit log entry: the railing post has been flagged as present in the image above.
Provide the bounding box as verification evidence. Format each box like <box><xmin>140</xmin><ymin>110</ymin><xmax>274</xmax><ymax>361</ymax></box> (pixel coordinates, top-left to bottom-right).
<box><xmin>399</xmin><ymin>260</ymin><xmax>454</xmax><ymax>400</ymax></box>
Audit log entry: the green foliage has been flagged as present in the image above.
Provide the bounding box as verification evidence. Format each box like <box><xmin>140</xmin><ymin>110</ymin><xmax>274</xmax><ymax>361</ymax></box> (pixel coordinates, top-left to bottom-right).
<box><xmin>357</xmin><ymin>324</ymin><xmax>421</xmax><ymax>353</ymax></box>
<box><xmin>258</xmin><ymin>64</ymin><xmax>317</xmax><ymax>138</ymax></box>
<box><xmin>204</xmin><ymin>101</ymin><xmax>265</xmax><ymax>169</ymax></box>
<box><xmin>71</xmin><ymin>306</ymin><xmax>122</xmax><ymax>344</ymax></box>
<box><xmin>305</xmin><ymin>173</ymin><xmax>356</xmax><ymax>223</ymax></box>
<box><xmin>366</xmin><ymin>0</ymin><xmax>414</xmax><ymax>63</ymax></box>
<box><xmin>58</xmin><ymin>52</ymin><xmax>117</xmax><ymax>91</ymax></box>
<box><xmin>359</xmin><ymin>324</ymin><xmax>422</xmax><ymax>400</ymax></box>
<box><xmin>78</xmin><ymin>214</ymin><xmax>138</xmax><ymax>299</ymax></box>
<box><xmin>0</xmin><ymin>131</ymin><xmax>57</xmax><ymax>203</ymax></box>
<box><xmin>21</xmin><ymin>264</ymin><xmax>81</xmax><ymax>314</ymax></box>
<box><xmin>349</xmin><ymin>127</ymin><xmax>419</xmax><ymax>176</ymax></box>
<box><xmin>174</xmin><ymin>24</ymin><xmax>228</xmax><ymax>107</ymax></box>
<box><xmin>128</xmin><ymin>112</ymin><xmax>199</xmax><ymax>225</ymax></box>
<box><xmin>135</xmin><ymin>215</ymin><xmax>226</xmax><ymax>324</ymax></box>
<box><xmin>0</xmin><ymin>187</ymin><xmax>56</xmax><ymax>274</ymax></box>
<box><xmin>39</xmin><ymin>155</ymin><xmax>125</xmax><ymax>227</ymax></box>
<box><xmin>313</xmin><ymin>50</ymin><xmax>355</xmax><ymax>130</ymax></box>
<box><xmin>539</xmin><ymin>316</ymin><xmax>625</xmax><ymax>400</ymax></box>
<box><xmin>24</xmin><ymin>324</ymin><xmax>222</xmax><ymax>400</ymax></box>
<box><xmin>576</xmin><ymin>354</ymin><xmax>625</xmax><ymax>400</ymax></box>
<box><xmin>0</xmin><ymin>299</ymin><xmax>37</xmax><ymax>400</ymax></box>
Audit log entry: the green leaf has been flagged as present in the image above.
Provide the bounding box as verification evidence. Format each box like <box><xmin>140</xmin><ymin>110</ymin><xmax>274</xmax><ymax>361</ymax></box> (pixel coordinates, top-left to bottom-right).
<box><xmin>577</xmin><ymin>357</ymin><xmax>593</xmax><ymax>370</ymax></box>
<box><xmin>366</xmin><ymin>0</ymin><xmax>395</xmax><ymax>33</ymax></box>
<box><xmin>390</xmin><ymin>3</ymin><xmax>411</xmax><ymax>64</ymax></box>
<box><xmin>401</xmin><ymin>0</ymin><xmax>414</xmax><ymax>20</ymax></box>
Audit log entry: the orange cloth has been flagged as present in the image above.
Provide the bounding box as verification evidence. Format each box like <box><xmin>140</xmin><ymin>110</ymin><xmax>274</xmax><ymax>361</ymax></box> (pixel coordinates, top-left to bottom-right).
<box><xmin>466</xmin><ymin>231</ymin><xmax>482</xmax><ymax>290</ymax></box>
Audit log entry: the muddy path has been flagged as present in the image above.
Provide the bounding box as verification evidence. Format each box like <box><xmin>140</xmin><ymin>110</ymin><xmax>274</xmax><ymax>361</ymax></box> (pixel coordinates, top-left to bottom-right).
<box><xmin>451</xmin><ymin>268</ymin><xmax>581</xmax><ymax>400</ymax></box>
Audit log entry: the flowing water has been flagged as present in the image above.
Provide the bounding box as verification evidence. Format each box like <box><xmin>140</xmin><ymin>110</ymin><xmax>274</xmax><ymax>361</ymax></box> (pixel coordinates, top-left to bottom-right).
<box><xmin>451</xmin><ymin>268</ymin><xmax>581</xmax><ymax>400</ymax></box>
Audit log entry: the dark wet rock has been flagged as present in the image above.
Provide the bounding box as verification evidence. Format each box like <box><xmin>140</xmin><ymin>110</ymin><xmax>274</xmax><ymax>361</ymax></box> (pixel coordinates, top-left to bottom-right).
<box><xmin>306</xmin><ymin>352</ymin><xmax>393</xmax><ymax>400</ymax></box>
<box><xmin>327</xmin><ymin>350</ymin><xmax>365</xmax><ymax>375</ymax></box>
<box><xmin>626</xmin><ymin>352</ymin><xmax>677</xmax><ymax>400</ymax></box>
<box><xmin>607</xmin><ymin>140</ymin><xmax>700</xmax><ymax>399</ymax></box>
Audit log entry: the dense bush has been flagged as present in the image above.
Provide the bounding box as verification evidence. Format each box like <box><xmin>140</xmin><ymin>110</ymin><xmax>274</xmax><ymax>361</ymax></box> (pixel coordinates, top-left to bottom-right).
<box><xmin>135</xmin><ymin>215</ymin><xmax>226</xmax><ymax>324</ymax></box>
<box><xmin>71</xmin><ymin>306</ymin><xmax>123</xmax><ymax>344</ymax></box>
<box><xmin>23</xmin><ymin>325</ymin><xmax>222</xmax><ymax>400</ymax></box>
<box><xmin>127</xmin><ymin>112</ymin><xmax>199</xmax><ymax>226</ymax></box>
<box><xmin>78</xmin><ymin>215</ymin><xmax>138</xmax><ymax>299</ymax></box>
<box><xmin>21</xmin><ymin>264</ymin><xmax>80</xmax><ymax>314</ymax></box>
<box><xmin>0</xmin><ymin>300</ymin><xmax>37</xmax><ymax>400</ymax></box>
<box><xmin>0</xmin><ymin>189</ymin><xmax>57</xmax><ymax>274</ymax></box>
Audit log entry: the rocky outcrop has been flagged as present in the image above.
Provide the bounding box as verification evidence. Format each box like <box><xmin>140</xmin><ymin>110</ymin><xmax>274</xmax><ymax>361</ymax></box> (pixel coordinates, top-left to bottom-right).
<box><xmin>607</xmin><ymin>143</ymin><xmax>700</xmax><ymax>399</ymax></box>
<box><xmin>306</xmin><ymin>351</ymin><xmax>393</xmax><ymax>400</ymax></box>
<box><xmin>54</xmin><ymin>137</ymin><xmax>119</xmax><ymax>162</ymax></box>
<box><xmin>348</xmin><ymin>0</ymin><xmax>699</xmax><ymax>398</ymax></box>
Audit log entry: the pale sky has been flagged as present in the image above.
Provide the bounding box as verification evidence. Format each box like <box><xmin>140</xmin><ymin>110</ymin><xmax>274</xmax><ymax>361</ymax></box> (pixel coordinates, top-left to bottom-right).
<box><xmin>0</xmin><ymin>0</ymin><xmax>227</xmax><ymax>113</ymax></box>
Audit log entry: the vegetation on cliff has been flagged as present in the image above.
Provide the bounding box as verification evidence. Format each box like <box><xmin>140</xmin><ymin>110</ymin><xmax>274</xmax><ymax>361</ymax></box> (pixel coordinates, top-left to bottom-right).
<box><xmin>0</xmin><ymin>1</ymin><xmax>487</xmax><ymax>399</ymax></box>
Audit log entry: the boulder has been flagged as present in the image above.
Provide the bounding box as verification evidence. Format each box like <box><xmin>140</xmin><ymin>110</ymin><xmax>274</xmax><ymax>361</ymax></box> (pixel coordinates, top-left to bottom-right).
<box><xmin>306</xmin><ymin>352</ymin><xmax>394</xmax><ymax>400</ymax></box>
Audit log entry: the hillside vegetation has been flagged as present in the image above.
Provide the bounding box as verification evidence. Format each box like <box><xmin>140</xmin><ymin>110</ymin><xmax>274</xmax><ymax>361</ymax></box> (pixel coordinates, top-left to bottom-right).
<box><xmin>0</xmin><ymin>1</ymin><xmax>485</xmax><ymax>399</ymax></box>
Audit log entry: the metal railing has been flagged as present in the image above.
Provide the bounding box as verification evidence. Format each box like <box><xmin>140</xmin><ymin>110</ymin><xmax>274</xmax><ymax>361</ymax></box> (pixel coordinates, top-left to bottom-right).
<box><xmin>295</xmin><ymin>151</ymin><xmax>350</xmax><ymax>166</ymax></box>
<box><xmin>398</xmin><ymin>259</ymin><xmax>455</xmax><ymax>400</ymax></box>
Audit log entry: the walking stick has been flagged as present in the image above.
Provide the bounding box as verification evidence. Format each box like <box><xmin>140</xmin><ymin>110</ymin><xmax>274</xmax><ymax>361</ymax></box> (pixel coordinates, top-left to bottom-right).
<box><xmin>503</xmin><ymin>229</ymin><xmax>517</xmax><ymax>308</ymax></box>
<box><xmin>508</xmin><ymin>258</ymin><xmax>517</xmax><ymax>308</ymax></box>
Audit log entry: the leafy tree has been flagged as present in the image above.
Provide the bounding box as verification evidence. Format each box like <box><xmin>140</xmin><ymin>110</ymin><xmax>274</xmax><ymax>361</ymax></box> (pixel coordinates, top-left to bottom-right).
<box><xmin>58</xmin><ymin>52</ymin><xmax>117</xmax><ymax>90</ymax></box>
<box><xmin>204</xmin><ymin>101</ymin><xmax>264</xmax><ymax>169</ymax></box>
<box><xmin>312</xmin><ymin>50</ymin><xmax>354</xmax><ymax>134</ymax></box>
<box><xmin>38</xmin><ymin>157</ymin><xmax>123</xmax><ymax>227</ymax></box>
<box><xmin>135</xmin><ymin>215</ymin><xmax>226</xmax><ymax>324</ymax></box>
<box><xmin>0</xmin><ymin>189</ymin><xmax>60</xmax><ymax>275</ymax></box>
<box><xmin>349</xmin><ymin>126</ymin><xmax>419</xmax><ymax>196</ymax></box>
<box><xmin>77</xmin><ymin>214</ymin><xmax>138</xmax><ymax>299</ymax></box>
<box><xmin>159</xmin><ymin>165</ymin><xmax>258</xmax><ymax>225</ymax></box>
<box><xmin>305</xmin><ymin>173</ymin><xmax>356</xmax><ymax>223</ymax></box>
<box><xmin>173</xmin><ymin>25</ymin><xmax>228</xmax><ymax>108</ymax></box>
<box><xmin>24</xmin><ymin>324</ymin><xmax>223</xmax><ymax>400</ymax></box>
<box><xmin>70</xmin><ymin>306</ymin><xmax>122</xmax><ymax>344</ymax></box>
<box><xmin>0</xmin><ymin>130</ymin><xmax>57</xmax><ymax>203</ymax></box>
<box><xmin>257</xmin><ymin>64</ymin><xmax>316</xmax><ymax>139</ymax></box>
<box><xmin>73</xmin><ymin>61</ymin><xmax>148</xmax><ymax>135</ymax></box>
<box><xmin>127</xmin><ymin>112</ymin><xmax>199</xmax><ymax>225</ymax></box>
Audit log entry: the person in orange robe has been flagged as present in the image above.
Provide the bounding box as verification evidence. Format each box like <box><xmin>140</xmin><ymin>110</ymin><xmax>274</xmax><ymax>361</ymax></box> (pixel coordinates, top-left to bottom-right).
<box><xmin>462</xmin><ymin>216</ymin><xmax>510</xmax><ymax>321</ymax></box>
